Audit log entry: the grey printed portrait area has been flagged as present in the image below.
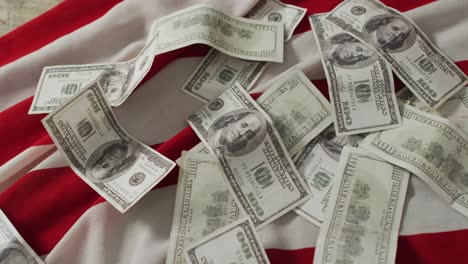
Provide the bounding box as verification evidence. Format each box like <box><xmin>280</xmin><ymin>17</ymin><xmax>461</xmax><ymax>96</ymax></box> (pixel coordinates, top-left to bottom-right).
<box><xmin>18</xmin><ymin>0</ymin><xmax>468</xmax><ymax>263</ymax></box>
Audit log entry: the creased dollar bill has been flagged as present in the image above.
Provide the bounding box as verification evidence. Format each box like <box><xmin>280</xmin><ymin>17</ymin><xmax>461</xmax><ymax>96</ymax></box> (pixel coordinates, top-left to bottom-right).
<box><xmin>293</xmin><ymin>126</ymin><xmax>365</xmax><ymax>226</ymax></box>
<box><xmin>0</xmin><ymin>210</ymin><xmax>45</xmax><ymax>264</ymax></box>
<box><xmin>187</xmin><ymin>83</ymin><xmax>310</xmax><ymax>228</ymax></box>
<box><xmin>313</xmin><ymin>147</ymin><xmax>409</xmax><ymax>264</ymax></box>
<box><xmin>185</xmin><ymin>217</ymin><xmax>270</xmax><ymax>264</ymax></box>
<box><xmin>166</xmin><ymin>152</ymin><xmax>242</xmax><ymax>264</ymax></box>
<box><xmin>257</xmin><ymin>68</ymin><xmax>333</xmax><ymax>155</ymax></box>
<box><xmin>398</xmin><ymin>86</ymin><xmax>468</xmax><ymax>135</ymax></box>
<box><xmin>361</xmin><ymin>104</ymin><xmax>468</xmax><ymax>218</ymax></box>
<box><xmin>42</xmin><ymin>82</ymin><xmax>175</xmax><ymax>213</ymax></box>
<box><xmin>181</xmin><ymin>0</ymin><xmax>305</xmax><ymax>102</ymax></box>
<box><xmin>154</xmin><ymin>4</ymin><xmax>284</xmax><ymax>62</ymax></box>
<box><xmin>30</xmin><ymin>5</ymin><xmax>285</xmax><ymax>114</ymax></box>
<box><xmin>29</xmin><ymin>27</ymin><xmax>159</xmax><ymax>114</ymax></box>
<box><xmin>310</xmin><ymin>13</ymin><xmax>401</xmax><ymax>136</ymax></box>
<box><xmin>326</xmin><ymin>0</ymin><xmax>467</xmax><ymax>109</ymax></box>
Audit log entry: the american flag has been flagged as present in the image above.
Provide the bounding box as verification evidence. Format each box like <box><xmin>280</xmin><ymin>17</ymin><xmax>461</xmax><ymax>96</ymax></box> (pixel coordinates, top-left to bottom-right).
<box><xmin>0</xmin><ymin>0</ymin><xmax>467</xmax><ymax>263</ymax></box>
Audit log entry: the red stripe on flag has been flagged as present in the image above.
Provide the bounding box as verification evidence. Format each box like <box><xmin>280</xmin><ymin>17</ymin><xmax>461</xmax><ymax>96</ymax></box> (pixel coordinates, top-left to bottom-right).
<box><xmin>0</xmin><ymin>0</ymin><xmax>122</xmax><ymax>67</ymax></box>
<box><xmin>0</xmin><ymin>0</ymin><xmax>464</xmax><ymax>258</ymax></box>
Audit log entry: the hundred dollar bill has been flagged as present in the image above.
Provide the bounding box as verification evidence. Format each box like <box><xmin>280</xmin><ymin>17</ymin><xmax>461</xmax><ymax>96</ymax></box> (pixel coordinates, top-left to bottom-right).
<box><xmin>185</xmin><ymin>217</ymin><xmax>270</xmax><ymax>264</ymax></box>
<box><xmin>42</xmin><ymin>82</ymin><xmax>175</xmax><ymax>213</ymax></box>
<box><xmin>361</xmin><ymin>104</ymin><xmax>468</xmax><ymax>218</ymax></box>
<box><xmin>326</xmin><ymin>0</ymin><xmax>468</xmax><ymax>109</ymax></box>
<box><xmin>257</xmin><ymin>68</ymin><xmax>333</xmax><ymax>155</ymax></box>
<box><xmin>293</xmin><ymin>126</ymin><xmax>365</xmax><ymax>226</ymax></box>
<box><xmin>398</xmin><ymin>86</ymin><xmax>468</xmax><ymax>135</ymax></box>
<box><xmin>187</xmin><ymin>83</ymin><xmax>310</xmax><ymax>228</ymax></box>
<box><xmin>29</xmin><ymin>27</ymin><xmax>160</xmax><ymax>114</ymax></box>
<box><xmin>154</xmin><ymin>5</ymin><xmax>284</xmax><ymax>62</ymax></box>
<box><xmin>166</xmin><ymin>152</ymin><xmax>242</xmax><ymax>264</ymax></box>
<box><xmin>310</xmin><ymin>13</ymin><xmax>401</xmax><ymax>136</ymax></box>
<box><xmin>313</xmin><ymin>147</ymin><xmax>409</xmax><ymax>264</ymax></box>
<box><xmin>181</xmin><ymin>0</ymin><xmax>305</xmax><ymax>102</ymax></box>
<box><xmin>0</xmin><ymin>210</ymin><xmax>45</xmax><ymax>264</ymax></box>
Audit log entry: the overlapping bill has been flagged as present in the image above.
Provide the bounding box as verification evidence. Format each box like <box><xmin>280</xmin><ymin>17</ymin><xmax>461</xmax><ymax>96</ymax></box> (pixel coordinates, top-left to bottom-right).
<box><xmin>154</xmin><ymin>4</ymin><xmax>284</xmax><ymax>62</ymax></box>
<box><xmin>310</xmin><ymin>13</ymin><xmax>401</xmax><ymax>136</ymax></box>
<box><xmin>30</xmin><ymin>4</ymin><xmax>285</xmax><ymax>114</ymax></box>
<box><xmin>0</xmin><ymin>210</ymin><xmax>44</xmax><ymax>264</ymax></box>
<box><xmin>361</xmin><ymin>104</ymin><xmax>468</xmax><ymax>218</ymax></box>
<box><xmin>293</xmin><ymin>126</ymin><xmax>365</xmax><ymax>226</ymax></box>
<box><xmin>187</xmin><ymin>83</ymin><xmax>310</xmax><ymax>228</ymax></box>
<box><xmin>42</xmin><ymin>82</ymin><xmax>175</xmax><ymax>213</ymax></box>
<box><xmin>313</xmin><ymin>147</ymin><xmax>409</xmax><ymax>264</ymax></box>
<box><xmin>185</xmin><ymin>218</ymin><xmax>270</xmax><ymax>264</ymax></box>
<box><xmin>398</xmin><ymin>86</ymin><xmax>468</xmax><ymax>135</ymax></box>
<box><xmin>257</xmin><ymin>68</ymin><xmax>333</xmax><ymax>155</ymax></box>
<box><xmin>181</xmin><ymin>0</ymin><xmax>305</xmax><ymax>102</ymax></box>
<box><xmin>326</xmin><ymin>0</ymin><xmax>467</xmax><ymax>109</ymax></box>
<box><xmin>166</xmin><ymin>152</ymin><xmax>242</xmax><ymax>264</ymax></box>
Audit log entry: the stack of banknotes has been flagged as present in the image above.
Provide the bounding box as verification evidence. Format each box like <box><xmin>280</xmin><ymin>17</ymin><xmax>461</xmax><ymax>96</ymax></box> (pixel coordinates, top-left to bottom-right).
<box><xmin>5</xmin><ymin>0</ymin><xmax>466</xmax><ymax>263</ymax></box>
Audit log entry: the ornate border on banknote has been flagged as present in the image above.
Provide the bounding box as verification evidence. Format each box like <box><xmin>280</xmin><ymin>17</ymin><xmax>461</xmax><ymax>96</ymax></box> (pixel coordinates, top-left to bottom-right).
<box><xmin>186</xmin><ymin>220</ymin><xmax>267</xmax><ymax>264</ymax></box>
<box><xmin>326</xmin><ymin>0</ymin><xmax>467</xmax><ymax>108</ymax></box>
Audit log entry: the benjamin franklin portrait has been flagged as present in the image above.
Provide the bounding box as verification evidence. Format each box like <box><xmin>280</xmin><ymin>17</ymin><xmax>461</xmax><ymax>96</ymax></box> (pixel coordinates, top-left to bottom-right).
<box><xmin>324</xmin><ymin>33</ymin><xmax>377</xmax><ymax>69</ymax></box>
<box><xmin>207</xmin><ymin>109</ymin><xmax>267</xmax><ymax>156</ymax></box>
<box><xmin>0</xmin><ymin>242</ymin><xmax>34</xmax><ymax>264</ymax></box>
<box><xmin>85</xmin><ymin>140</ymin><xmax>139</xmax><ymax>183</ymax></box>
<box><xmin>98</xmin><ymin>63</ymin><xmax>135</xmax><ymax>103</ymax></box>
<box><xmin>363</xmin><ymin>14</ymin><xmax>416</xmax><ymax>52</ymax></box>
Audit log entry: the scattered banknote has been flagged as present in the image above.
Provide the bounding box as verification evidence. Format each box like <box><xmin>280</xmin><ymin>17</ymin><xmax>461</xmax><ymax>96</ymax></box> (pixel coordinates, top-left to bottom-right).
<box><xmin>30</xmin><ymin>5</ymin><xmax>285</xmax><ymax>114</ymax></box>
<box><xmin>0</xmin><ymin>210</ymin><xmax>45</xmax><ymax>264</ymax></box>
<box><xmin>42</xmin><ymin>82</ymin><xmax>175</xmax><ymax>213</ymax></box>
<box><xmin>310</xmin><ymin>13</ymin><xmax>401</xmax><ymax>136</ymax></box>
<box><xmin>313</xmin><ymin>147</ymin><xmax>409</xmax><ymax>264</ymax></box>
<box><xmin>154</xmin><ymin>4</ymin><xmax>284</xmax><ymax>62</ymax></box>
<box><xmin>361</xmin><ymin>103</ymin><xmax>468</xmax><ymax>218</ymax></box>
<box><xmin>187</xmin><ymin>83</ymin><xmax>310</xmax><ymax>228</ymax></box>
<box><xmin>181</xmin><ymin>0</ymin><xmax>306</xmax><ymax>102</ymax></box>
<box><xmin>185</xmin><ymin>217</ymin><xmax>270</xmax><ymax>264</ymax></box>
<box><xmin>166</xmin><ymin>152</ymin><xmax>242</xmax><ymax>264</ymax></box>
<box><xmin>29</xmin><ymin>25</ymin><xmax>160</xmax><ymax>114</ymax></box>
<box><xmin>326</xmin><ymin>0</ymin><xmax>467</xmax><ymax>109</ymax></box>
<box><xmin>293</xmin><ymin>125</ymin><xmax>365</xmax><ymax>226</ymax></box>
<box><xmin>257</xmin><ymin>68</ymin><xmax>333</xmax><ymax>155</ymax></box>
<box><xmin>398</xmin><ymin>86</ymin><xmax>468</xmax><ymax>135</ymax></box>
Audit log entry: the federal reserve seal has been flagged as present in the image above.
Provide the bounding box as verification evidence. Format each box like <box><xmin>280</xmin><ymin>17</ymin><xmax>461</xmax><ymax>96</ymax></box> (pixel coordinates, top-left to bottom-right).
<box><xmin>268</xmin><ymin>12</ymin><xmax>282</xmax><ymax>22</ymax></box>
<box><xmin>129</xmin><ymin>172</ymin><xmax>145</xmax><ymax>186</ymax></box>
<box><xmin>208</xmin><ymin>98</ymin><xmax>224</xmax><ymax>111</ymax></box>
<box><xmin>351</xmin><ymin>6</ymin><xmax>366</xmax><ymax>15</ymax></box>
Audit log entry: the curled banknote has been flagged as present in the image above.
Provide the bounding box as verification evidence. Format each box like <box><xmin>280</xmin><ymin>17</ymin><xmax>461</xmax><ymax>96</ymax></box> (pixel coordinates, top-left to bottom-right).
<box><xmin>42</xmin><ymin>82</ymin><xmax>175</xmax><ymax>213</ymax></box>
<box><xmin>181</xmin><ymin>0</ymin><xmax>305</xmax><ymax>102</ymax></box>
<box><xmin>326</xmin><ymin>0</ymin><xmax>467</xmax><ymax>109</ymax></box>
<box><xmin>310</xmin><ymin>13</ymin><xmax>401</xmax><ymax>136</ymax></box>
<box><xmin>361</xmin><ymin>103</ymin><xmax>468</xmax><ymax>218</ymax></box>
<box><xmin>30</xmin><ymin>4</ymin><xmax>285</xmax><ymax>114</ymax></box>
